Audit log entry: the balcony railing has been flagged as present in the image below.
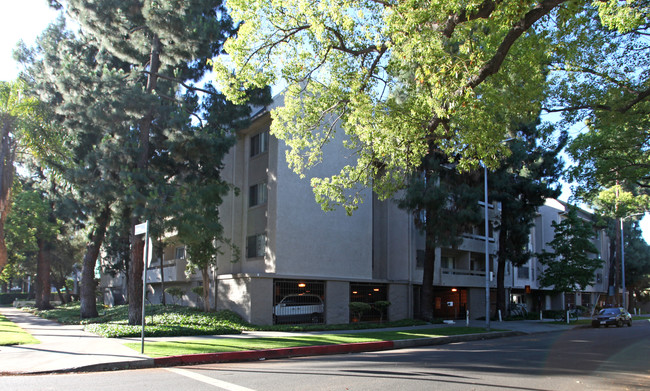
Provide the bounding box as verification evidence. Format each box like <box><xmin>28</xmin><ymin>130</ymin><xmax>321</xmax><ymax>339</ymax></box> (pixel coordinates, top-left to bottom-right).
<box><xmin>441</xmin><ymin>268</ymin><xmax>486</xmax><ymax>277</ymax></box>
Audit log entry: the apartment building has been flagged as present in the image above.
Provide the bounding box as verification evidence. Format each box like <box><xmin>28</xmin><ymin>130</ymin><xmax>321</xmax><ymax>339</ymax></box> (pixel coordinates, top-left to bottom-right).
<box><xmin>100</xmin><ymin>97</ymin><xmax>611</xmax><ymax>324</ymax></box>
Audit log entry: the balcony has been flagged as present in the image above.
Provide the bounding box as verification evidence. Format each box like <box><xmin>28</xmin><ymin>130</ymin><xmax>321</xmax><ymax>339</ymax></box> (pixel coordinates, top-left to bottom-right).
<box><xmin>441</xmin><ymin>267</ymin><xmax>489</xmax><ymax>287</ymax></box>
<box><xmin>145</xmin><ymin>258</ymin><xmax>188</xmax><ymax>283</ymax></box>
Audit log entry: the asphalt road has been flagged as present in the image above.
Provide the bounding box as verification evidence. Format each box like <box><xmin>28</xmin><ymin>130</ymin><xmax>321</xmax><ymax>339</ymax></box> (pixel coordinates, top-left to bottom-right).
<box><xmin>3</xmin><ymin>321</ymin><xmax>649</xmax><ymax>391</ymax></box>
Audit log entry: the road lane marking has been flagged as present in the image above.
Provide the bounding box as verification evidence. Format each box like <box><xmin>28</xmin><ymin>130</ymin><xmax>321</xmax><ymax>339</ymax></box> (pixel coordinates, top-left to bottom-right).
<box><xmin>166</xmin><ymin>367</ymin><xmax>257</xmax><ymax>391</ymax></box>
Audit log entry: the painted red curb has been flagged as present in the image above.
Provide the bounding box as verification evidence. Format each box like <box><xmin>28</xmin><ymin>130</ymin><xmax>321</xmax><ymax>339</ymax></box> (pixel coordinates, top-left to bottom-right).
<box><xmin>154</xmin><ymin>341</ymin><xmax>395</xmax><ymax>367</ymax></box>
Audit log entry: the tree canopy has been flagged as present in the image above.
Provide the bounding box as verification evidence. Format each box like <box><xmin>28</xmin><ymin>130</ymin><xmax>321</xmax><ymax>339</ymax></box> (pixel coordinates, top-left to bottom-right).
<box><xmin>14</xmin><ymin>0</ymin><xmax>268</xmax><ymax>322</ymax></box>
<box><xmin>215</xmin><ymin>0</ymin><xmax>650</xmax><ymax>212</ymax></box>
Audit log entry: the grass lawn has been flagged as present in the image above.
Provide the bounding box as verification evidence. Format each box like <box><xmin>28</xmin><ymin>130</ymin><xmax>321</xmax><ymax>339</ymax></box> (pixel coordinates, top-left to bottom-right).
<box><xmin>0</xmin><ymin>314</ymin><xmax>39</xmax><ymax>346</ymax></box>
<box><xmin>125</xmin><ymin>327</ymin><xmax>490</xmax><ymax>357</ymax></box>
<box><xmin>26</xmin><ymin>303</ymin><xmax>428</xmax><ymax>338</ymax></box>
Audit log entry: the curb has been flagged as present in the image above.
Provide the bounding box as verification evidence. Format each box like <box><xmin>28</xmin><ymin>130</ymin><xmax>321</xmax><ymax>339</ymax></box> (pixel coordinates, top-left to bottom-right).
<box><xmin>151</xmin><ymin>331</ymin><xmax>525</xmax><ymax>369</ymax></box>
<box><xmin>2</xmin><ymin>329</ymin><xmax>545</xmax><ymax>375</ymax></box>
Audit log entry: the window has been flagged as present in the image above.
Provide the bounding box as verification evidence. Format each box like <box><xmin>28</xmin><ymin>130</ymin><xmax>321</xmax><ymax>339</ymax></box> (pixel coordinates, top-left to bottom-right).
<box><xmin>470</xmin><ymin>254</ymin><xmax>484</xmax><ymax>271</ymax></box>
<box><xmin>247</xmin><ymin>233</ymin><xmax>266</xmax><ymax>258</ymax></box>
<box><xmin>175</xmin><ymin>246</ymin><xmax>186</xmax><ymax>260</ymax></box>
<box><xmin>517</xmin><ymin>261</ymin><xmax>530</xmax><ymax>279</ymax></box>
<box><xmin>249</xmin><ymin>182</ymin><xmax>268</xmax><ymax>207</ymax></box>
<box><xmin>442</xmin><ymin>256</ymin><xmax>456</xmax><ymax>269</ymax></box>
<box><xmin>250</xmin><ymin>131</ymin><xmax>269</xmax><ymax>157</ymax></box>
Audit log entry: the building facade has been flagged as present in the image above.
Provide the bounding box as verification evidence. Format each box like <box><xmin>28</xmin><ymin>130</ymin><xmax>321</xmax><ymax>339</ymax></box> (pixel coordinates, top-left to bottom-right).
<box><xmin>100</xmin><ymin>98</ymin><xmax>612</xmax><ymax>324</ymax></box>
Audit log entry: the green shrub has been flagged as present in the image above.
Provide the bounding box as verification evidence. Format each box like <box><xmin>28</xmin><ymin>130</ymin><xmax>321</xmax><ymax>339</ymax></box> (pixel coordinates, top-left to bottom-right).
<box><xmin>349</xmin><ymin>302</ymin><xmax>372</xmax><ymax>322</ymax></box>
<box><xmin>165</xmin><ymin>287</ymin><xmax>184</xmax><ymax>305</ymax></box>
<box><xmin>372</xmin><ymin>301</ymin><xmax>391</xmax><ymax>322</ymax></box>
<box><xmin>191</xmin><ymin>286</ymin><xmax>204</xmax><ymax>298</ymax></box>
<box><xmin>0</xmin><ymin>293</ymin><xmax>30</xmax><ymax>305</ymax></box>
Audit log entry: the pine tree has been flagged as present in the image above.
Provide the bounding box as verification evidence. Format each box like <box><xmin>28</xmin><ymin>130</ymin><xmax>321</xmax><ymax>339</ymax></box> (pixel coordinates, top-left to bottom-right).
<box><xmin>398</xmin><ymin>147</ymin><xmax>483</xmax><ymax>321</ymax></box>
<box><xmin>489</xmin><ymin>122</ymin><xmax>566</xmax><ymax>316</ymax></box>
<box><xmin>61</xmin><ymin>0</ymin><xmax>240</xmax><ymax>325</ymax></box>
<box><xmin>537</xmin><ymin>207</ymin><xmax>602</xmax><ymax>294</ymax></box>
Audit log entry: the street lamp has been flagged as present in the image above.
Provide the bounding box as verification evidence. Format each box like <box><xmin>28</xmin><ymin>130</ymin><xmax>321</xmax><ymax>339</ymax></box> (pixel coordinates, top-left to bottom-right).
<box><xmin>484</xmin><ymin>164</ymin><xmax>490</xmax><ymax>331</ymax></box>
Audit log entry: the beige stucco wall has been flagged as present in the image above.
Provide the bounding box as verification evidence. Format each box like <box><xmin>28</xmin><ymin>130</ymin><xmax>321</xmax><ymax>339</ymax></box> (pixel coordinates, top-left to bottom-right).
<box><xmin>271</xmin><ymin>135</ymin><xmax>373</xmax><ymax>280</ymax></box>
<box><xmin>388</xmin><ymin>283</ymin><xmax>410</xmax><ymax>321</ymax></box>
<box><xmin>325</xmin><ymin>280</ymin><xmax>349</xmax><ymax>324</ymax></box>
<box><xmin>217</xmin><ymin>275</ymin><xmax>274</xmax><ymax>324</ymax></box>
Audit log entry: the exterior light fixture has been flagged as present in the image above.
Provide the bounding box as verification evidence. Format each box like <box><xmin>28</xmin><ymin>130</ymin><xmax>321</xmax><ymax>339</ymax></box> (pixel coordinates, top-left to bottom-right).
<box><xmin>298</xmin><ymin>283</ymin><xmax>306</xmax><ymax>288</ymax></box>
<box><xmin>373</xmin><ymin>288</ymin><xmax>380</xmax><ymax>292</ymax></box>
<box><xmin>352</xmin><ymin>291</ymin><xmax>358</xmax><ymax>294</ymax></box>
<box><xmin>451</xmin><ymin>288</ymin><xmax>458</xmax><ymax>292</ymax></box>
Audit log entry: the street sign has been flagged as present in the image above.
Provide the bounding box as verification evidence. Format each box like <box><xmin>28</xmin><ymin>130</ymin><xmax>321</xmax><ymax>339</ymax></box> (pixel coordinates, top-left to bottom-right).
<box><xmin>134</xmin><ymin>222</ymin><xmax>148</xmax><ymax>235</ymax></box>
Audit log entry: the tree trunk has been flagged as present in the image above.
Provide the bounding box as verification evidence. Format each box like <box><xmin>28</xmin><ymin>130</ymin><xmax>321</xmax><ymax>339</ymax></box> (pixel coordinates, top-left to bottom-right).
<box><xmin>201</xmin><ymin>266</ymin><xmax>210</xmax><ymax>312</ymax></box>
<box><xmin>55</xmin><ymin>285</ymin><xmax>66</xmax><ymax>304</ymax></box>
<box><xmin>80</xmin><ymin>204</ymin><xmax>111</xmax><ymax>319</ymax></box>
<box><xmin>420</xmin><ymin>222</ymin><xmax>436</xmax><ymax>321</ymax></box>
<box><xmin>128</xmin><ymin>35</ymin><xmax>161</xmax><ymax>326</ymax></box>
<box><xmin>35</xmin><ymin>239</ymin><xmax>52</xmax><ymax>310</ymax></box>
<box><xmin>0</xmin><ymin>115</ymin><xmax>16</xmax><ymax>273</ymax></box>
<box><xmin>128</xmin><ymin>227</ymin><xmax>145</xmax><ymax>325</ymax></box>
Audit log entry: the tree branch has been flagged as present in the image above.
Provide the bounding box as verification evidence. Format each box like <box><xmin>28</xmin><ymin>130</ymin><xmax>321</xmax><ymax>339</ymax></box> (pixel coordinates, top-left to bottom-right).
<box><xmin>142</xmin><ymin>70</ymin><xmax>218</xmax><ymax>96</ymax></box>
<box><xmin>443</xmin><ymin>0</ymin><xmax>500</xmax><ymax>38</ymax></box>
<box><xmin>326</xmin><ymin>26</ymin><xmax>387</xmax><ymax>56</ymax></box>
<box><xmin>428</xmin><ymin>0</ymin><xmax>567</xmax><ymax>134</ymax></box>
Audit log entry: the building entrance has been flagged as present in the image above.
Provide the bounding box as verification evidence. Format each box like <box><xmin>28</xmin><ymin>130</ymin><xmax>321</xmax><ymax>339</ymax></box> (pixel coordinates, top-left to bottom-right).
<box><xmin>433</xmin><ymin>287</ymin><xmax>467</xmax><ymax>319</ymax></box>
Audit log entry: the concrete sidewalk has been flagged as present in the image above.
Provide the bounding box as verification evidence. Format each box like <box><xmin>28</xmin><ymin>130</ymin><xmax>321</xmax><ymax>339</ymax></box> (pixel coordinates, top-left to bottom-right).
<box><xmin>0</xmin><ymin>306</ymin><xmax>152</xmax><ymax>375</ymax></box>
<box><xmin>0</xmin><ymin>306</ymin><xmax>575</xmax><ymax>375</ymax></box>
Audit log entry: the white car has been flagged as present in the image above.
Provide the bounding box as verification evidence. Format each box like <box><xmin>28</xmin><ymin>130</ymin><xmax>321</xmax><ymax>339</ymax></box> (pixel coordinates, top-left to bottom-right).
<box><xmin>273</xmin><ymin>294</ymin><xmax>324</xmax><ymax>324</ymax></box>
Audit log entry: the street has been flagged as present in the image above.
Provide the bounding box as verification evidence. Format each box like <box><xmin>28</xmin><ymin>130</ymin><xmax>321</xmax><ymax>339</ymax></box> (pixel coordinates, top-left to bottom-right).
<box><xmin>3</xmin><ymin>321</ymin><xmax>649</xmax><ymax>391</ymax></box>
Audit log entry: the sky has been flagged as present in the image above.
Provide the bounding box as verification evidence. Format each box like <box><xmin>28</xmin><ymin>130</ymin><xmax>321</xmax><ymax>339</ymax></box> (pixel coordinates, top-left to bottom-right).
<box><xmin>0</xmin><ymin>1</ymin><xmax>59</xmax><ymax>81</ymax></box>
<box><xmin>1</xmin><ymin>1</ymin><xmax>649</xmax><ymax>243</ymax></box>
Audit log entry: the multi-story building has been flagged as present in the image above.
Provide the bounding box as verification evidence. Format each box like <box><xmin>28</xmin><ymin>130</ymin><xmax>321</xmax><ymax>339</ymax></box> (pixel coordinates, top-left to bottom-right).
<box><xmin>100</xmin><ymin>97</ymin><xmax>612</xmax><ymax>324</ymax></box>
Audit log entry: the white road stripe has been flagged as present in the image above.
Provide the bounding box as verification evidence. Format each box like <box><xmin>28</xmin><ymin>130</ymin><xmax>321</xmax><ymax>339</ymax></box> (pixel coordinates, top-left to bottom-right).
<box><xmin>166</xmin><ymin>367</ymin><xmax>257</xmax><ymax>391</ymax></box>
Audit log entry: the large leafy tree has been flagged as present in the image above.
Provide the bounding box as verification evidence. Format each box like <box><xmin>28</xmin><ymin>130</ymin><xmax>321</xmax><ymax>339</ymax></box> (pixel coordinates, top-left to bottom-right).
<box><xmin>622</xmin><ymin>222</ymin><xmax>650</xmax><ymax>308</ymax></box>
<box><xmin>4</xmin><ymin>180</ymin><xmax>60</xmax><ymax>310</ymax></box>
<box><xmin>0</xmin><ymin>80</ymin><xmax>56</xmax><ymax>273</ymax></box>
<box><xmin>489</xmin><ymin>123</ymin><xmax>565</xmax><ymax>315</ymax></box>
<box><xmin>215</xmin><ymin>0</ymin><xmax>649</xmax><ymax>212</ymax></box>
<box><xmin>397</xmin><ymin>148</ymin><xmax>483</xmax><ymax>320</ymax></box>
<box><xmin>537</xmin><ymin>206</ymin><xmax>602</xmax><ymax>294</ymax></box>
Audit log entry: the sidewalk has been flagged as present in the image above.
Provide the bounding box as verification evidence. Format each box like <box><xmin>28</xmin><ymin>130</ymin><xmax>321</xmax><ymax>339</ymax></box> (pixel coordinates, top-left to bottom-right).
<box><xmin>0</xmin><ymin>306</ymin><xmax>152</xmax><ymax>375</ymax></box>
<box><xmin>0</xmin><ymin>306</ymin><xmax>575</xmax><ymax>375</ymax></box>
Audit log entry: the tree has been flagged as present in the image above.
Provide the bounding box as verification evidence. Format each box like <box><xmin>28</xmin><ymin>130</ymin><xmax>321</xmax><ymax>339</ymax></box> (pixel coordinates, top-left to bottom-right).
<box><xmin>215</xmin><ymin>1</ymin><xmax>650</xmax><ymax>212</ymax></box>
<box><xmin>4</xmin><ymin>181</ymin><xmax>60</xmax><ymax>309</ymax></box>
<box><xmin>591</xmin><ymin>185</ymin><xmax>648</xmax><ymax>305</ymax></box>
<box><xmin>22</xmin><ymin>1</ymin><xmax>269</xmax><ymax>324</ymax></box>
<box><xmin>621</xmin><ymin>222</ymin><xmax>650</xmax><ymax>309</ymax></box>
<box><xmin>0</xmin><ymin>80</ymin><xmax>55</xmax><ymax>273</ymax></box>
<box><xmin>397</xmin><ymin>148</ymin><xmax>482</xmax><ymax>320</ymax></box>
<box><xmin>17</xmin><ymin>18</ymin><xmax>138</xmax><ymax>318</ymax></box>
<box><xmin>537</xmin><ymin>206</ymin><xmax>603</xmax><ymax>294</ymax></box>
<box><xmin>489</xmin><ymin>122</ymin><xmax>565</xmax><ymax>316</ymax></box>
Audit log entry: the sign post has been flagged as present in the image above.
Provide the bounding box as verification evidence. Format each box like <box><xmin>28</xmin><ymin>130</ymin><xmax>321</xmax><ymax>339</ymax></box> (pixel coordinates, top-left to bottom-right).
<box><xmin>134</xmin><ymin>221</ymin><xmax>150</xmax><ymax>354</ymax></box>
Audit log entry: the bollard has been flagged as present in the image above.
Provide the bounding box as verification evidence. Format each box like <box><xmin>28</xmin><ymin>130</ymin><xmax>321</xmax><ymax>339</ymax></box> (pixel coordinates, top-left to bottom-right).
<box><xmin>466</xmin><ymin>310</ymin><xmax>469</xmax><ymax>327</ymax></box>
<box><xmin>498</xmin><ymin>309</ymin><xmax>502</xmax><ymax>322</ymax></box>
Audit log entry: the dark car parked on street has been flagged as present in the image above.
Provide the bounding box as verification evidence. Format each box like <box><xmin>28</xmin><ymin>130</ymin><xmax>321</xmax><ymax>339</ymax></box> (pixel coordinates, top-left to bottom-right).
<box><xmin>591</xmin><ymin>307</ymin><xmax>632</xmax><ymax>328</ymax></box>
